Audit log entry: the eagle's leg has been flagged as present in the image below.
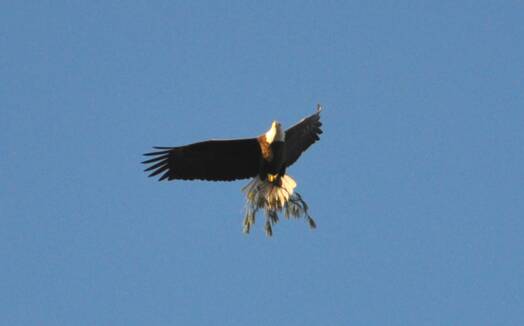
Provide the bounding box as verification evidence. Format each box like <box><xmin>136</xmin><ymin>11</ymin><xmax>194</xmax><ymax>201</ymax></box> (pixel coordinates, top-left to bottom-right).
<box><xmin>267</xmin><ymin>174</ymin><xmax>282</xmax><ymax>186</ymax></box>
<box><xmin>267</xmin><ymin>167</ymin><xmax>286</xmax><ymax>186</ymax></box>
<box><xmin>274</xmin><ymin>167</ymin><xmax>287</xmax><ymax>187</ymax></box>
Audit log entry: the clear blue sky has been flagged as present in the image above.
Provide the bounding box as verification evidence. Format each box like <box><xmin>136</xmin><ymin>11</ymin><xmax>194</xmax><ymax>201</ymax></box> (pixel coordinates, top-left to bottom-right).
<box><xmin>2</xmin><ymin>1</ymin><xmax>523</xmax><ymax>325</ymax></box>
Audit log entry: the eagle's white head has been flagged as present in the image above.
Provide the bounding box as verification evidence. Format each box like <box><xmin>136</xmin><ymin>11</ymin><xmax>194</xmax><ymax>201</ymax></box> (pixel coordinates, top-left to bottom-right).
<box><xmin>265</xmin><ymin>121</ymin><xmax>285</xmax><ymax>144</ymax></box>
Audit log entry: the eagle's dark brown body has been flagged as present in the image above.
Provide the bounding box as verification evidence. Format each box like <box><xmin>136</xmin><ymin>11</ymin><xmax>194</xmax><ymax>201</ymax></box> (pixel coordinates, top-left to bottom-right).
<box><xmin>257</xmin><ymin>136</ymin><xmax>286</xmax><ymax>183</ymax></box>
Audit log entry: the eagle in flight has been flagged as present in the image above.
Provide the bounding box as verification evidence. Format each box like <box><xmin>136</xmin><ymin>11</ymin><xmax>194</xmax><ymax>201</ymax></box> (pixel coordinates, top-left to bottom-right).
<box><xmin>143</xmin><ymin>105</ymin><xmax>323</xmax><ymax>236</ymax></box>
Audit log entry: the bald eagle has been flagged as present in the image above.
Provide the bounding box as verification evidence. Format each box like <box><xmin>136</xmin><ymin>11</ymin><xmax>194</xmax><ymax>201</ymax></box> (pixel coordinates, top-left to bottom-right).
<box><xmin>143</xmin><ymin>105</ymin><xmax>323</xmax><ymax>236</ymax></box>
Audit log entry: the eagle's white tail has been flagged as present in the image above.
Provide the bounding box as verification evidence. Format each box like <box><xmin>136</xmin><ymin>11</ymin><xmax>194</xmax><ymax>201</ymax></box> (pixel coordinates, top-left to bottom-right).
<box><xmin>242</xmin><ymin>175</ymin><xmax>316</xmax><ymax>236</ymax></box>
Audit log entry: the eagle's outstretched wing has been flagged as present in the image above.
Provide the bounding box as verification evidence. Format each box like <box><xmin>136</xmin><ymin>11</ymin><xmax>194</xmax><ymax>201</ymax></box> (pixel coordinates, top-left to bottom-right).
<box><xmin>142</xmin><ymin>138</ymin><xmax>261</xmax><ymax>181</ymax></box>
<box><xmin>284</xmin><ymin>105</ymin><xmax>323</xmax><ymax>168</ymax></box>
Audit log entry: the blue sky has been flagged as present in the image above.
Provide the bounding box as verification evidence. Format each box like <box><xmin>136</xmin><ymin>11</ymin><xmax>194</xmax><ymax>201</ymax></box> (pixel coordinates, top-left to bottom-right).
<box><xmin>2</xmin><ymin>1</ymin><xmax>523</xmax><ymax>325</ymax></box>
